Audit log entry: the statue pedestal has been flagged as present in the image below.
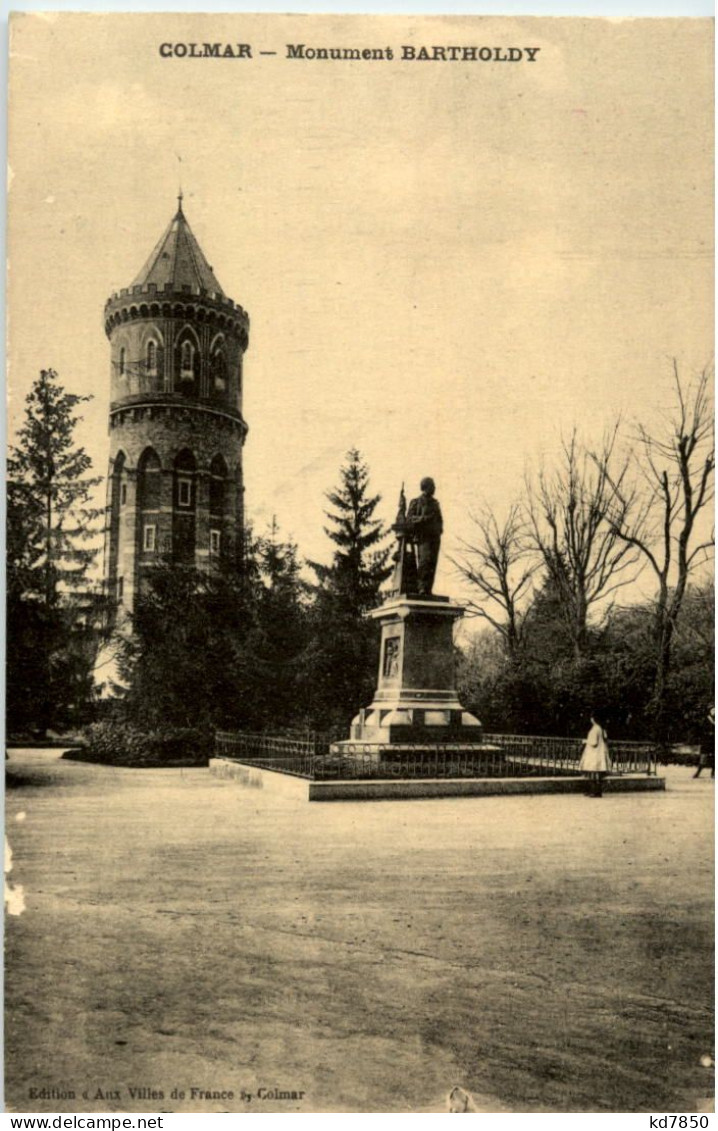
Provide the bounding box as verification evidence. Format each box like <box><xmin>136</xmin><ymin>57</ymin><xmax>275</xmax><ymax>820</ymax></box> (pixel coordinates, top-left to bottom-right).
<box><xmin>333</xmin><ymin>595</ymin><xmax>482</xmax><ymax>753</ymax></box>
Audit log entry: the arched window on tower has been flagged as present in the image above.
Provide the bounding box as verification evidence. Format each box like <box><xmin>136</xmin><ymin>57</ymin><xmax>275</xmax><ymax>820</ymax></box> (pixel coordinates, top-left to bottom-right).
<box><xmin>211</xmin><ymin>349</ymin><xmax>227</xmax><ymax>393</ymax></box>
<box><xmin>146</xmin><ymin>340</ymin><xmax>157</xmax><ymax>376</ymax></box>
<box><xmin>138</xmin><ymin>449</ymin><xmax>161</xmax><ymax>509</ymax></box>
<box><xmin>209</xmin><ymin>455</ymin><xmax>228</xmax><ymax>560</ymax></box>
<box><xmin>108</xmin><ymin>451</ymin><xmax>127</xmax><ymax>605</ymax></box>
<box><xmin>119</xmin><ymin>347</ymin><xmax>126</xmax><ymax>377</ymax></box>
<box><xmin>180</xmin><ymin>341</ymin><xmax>194</xmax><ymax>381</ymax></box>
<box><xmin>209</xmin><ymin>455</ymin><xmax>228</xmax><ymax>516</ymax></box>
<box><xmin>137</xmin><ymin>448</ymin><xmax>162</xmax><ymax>559</ymax></box>
<box><xmin>173</xmin><ymin>449</ymin><xmax>197</xmax><ymax>564</ymax></box>
<box><xmin>175</xmin><ymin>335</ymin><xmax>199</xmax><ymax>396</ymax></box>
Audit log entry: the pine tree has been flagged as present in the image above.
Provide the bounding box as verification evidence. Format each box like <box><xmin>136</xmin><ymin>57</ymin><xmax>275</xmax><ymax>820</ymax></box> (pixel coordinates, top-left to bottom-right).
<box><xmin>258</xmin><ymin>516</ymin><xmax>304</xmax><ymax>598</ymax></box>
<box><xmin>8</xmin><ymin>370</ymin><xmax>102</xmax><ymax>605</ymax></box>
<box><xmin>310</xmin><ymin>448</ymin><xmax>391</xmax><ymax>614</ymax></box>
<box><xmin>7</xmin><ymin>369</ymin><xmax>103</xmax><ymax>732</ymax></box>
<box><xmin>302</xmin><ymin>451</ymin><xmax>391</xmax><ymax>730</ymax></box>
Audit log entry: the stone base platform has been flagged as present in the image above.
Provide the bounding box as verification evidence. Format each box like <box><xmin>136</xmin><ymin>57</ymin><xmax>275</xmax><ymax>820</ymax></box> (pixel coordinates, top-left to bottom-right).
<box><xmin>309</xmin><ymin>774</ymin><xmax>666</xmax><ymax>802</ymax></box>
<box><xmin>209</xmin><ymin>758</ymin><xmax>666</xmax><ymax>803</ymax></box>
<box><xmin>347</xmin><ymin>595</ymin><xmax>484</xmax><ymax>746</ymax></box>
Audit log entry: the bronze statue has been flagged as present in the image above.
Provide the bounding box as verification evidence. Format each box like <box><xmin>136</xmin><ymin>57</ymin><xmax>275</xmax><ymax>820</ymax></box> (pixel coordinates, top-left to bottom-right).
<box><xmin>391</xmin><ymin>477</ymin><xmax>443</xmax><ymax>596</ymax></box>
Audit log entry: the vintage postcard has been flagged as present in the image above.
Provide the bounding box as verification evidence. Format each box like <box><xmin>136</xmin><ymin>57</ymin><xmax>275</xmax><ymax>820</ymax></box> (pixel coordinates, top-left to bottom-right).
<box><xmin>5</xmin><ymin>11</ymin><xmax>714</xmax><ymax>1117</ymax></box>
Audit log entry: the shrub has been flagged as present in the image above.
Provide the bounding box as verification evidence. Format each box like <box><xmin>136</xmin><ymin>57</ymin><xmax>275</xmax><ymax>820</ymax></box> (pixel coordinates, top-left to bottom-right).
<box><xmin>69</xmin><ymin>721</ymin><xmax>211</xmax><ymax>767</ymax></box>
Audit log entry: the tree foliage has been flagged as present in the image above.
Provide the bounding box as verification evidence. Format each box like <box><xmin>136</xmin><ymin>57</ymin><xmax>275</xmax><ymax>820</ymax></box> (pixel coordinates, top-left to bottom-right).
<box><xmin>309</xmin><ymin>448</ymin><xmax>392</xmax><ymax>616</ymax></box>
<box><xmin>8</xmin><ymin>369</ymin><xmax>102</xmax><ymax>606</ymax></box>
<box><xmin>526</xmin><ymin>428</ymin><xmax>638</xmax><ymax>658</ymax></box>
<box><xmin>459</xmin><ymin>575</ymin><xmax>713</xmax><ymax>743</ymax></box>
<box><xmin>302</xmin><ymin>450</ymin><xmax>391</xmax><ymax>729</ymax></box>
<box><xmin>120</xmin><ymin>523</ymin><xmax>311</xmax><ymax>733</ymax></box>
<box><xmin>6</xmin><ymin>370</ymin><xmax>103</xmax><ymax>733</ymax></box>
<box><xmin>457</xmin><ymin>366</ymin><xmax>713</xmax><ymax>743</ymax></box>
<box><xmin>452</xmin><ymin>504</ymin><xmax>536</xmax><ymax>658</ymax></box>
<box><xmin>595</xmin><ymin>361</ymin><xmax>715</xmax><ymax>739</ymax></box>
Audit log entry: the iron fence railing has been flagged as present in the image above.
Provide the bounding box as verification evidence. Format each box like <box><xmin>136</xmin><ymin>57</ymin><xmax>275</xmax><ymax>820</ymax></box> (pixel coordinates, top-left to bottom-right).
<box><xmin>483</xmin><ymin>734</ymin><xmax>657</xmax><ymax>777</ymax></box>
<box><xmin>214</xmin><ymin>731</ymin><xmax>323</xmax><ymax>777</ymax></box>
<box><xmin>214</xmin><ymin>730</ymin><xmax>657</xmax><ymax>780</ymax></box>
<box><xmin>314</xmin><ymin>744</ymin><xmax>543</xmax><ymax>780</ymax></box>
<box><xmin>608</xmin><ymin>740</ymin><xmax>658</xmax><ymax>775</ymax></box>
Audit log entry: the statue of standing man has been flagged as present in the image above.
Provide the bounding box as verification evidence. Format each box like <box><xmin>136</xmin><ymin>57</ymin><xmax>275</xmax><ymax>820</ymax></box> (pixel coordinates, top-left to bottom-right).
<box><xmin>405</xmin><ymin>477</ymin><xmax>443</xmax><ymax>596</ymax></box>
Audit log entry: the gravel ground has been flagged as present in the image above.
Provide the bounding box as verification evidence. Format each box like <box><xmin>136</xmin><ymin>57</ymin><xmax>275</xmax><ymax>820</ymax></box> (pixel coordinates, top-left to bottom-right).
<box><xmin>4</xmin><ymin>749</ymin><xmax>714</xmax><ymax>1114</ymax></box>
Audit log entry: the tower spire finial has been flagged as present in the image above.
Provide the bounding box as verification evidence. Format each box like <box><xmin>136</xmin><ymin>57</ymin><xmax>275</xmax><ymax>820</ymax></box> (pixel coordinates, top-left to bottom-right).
<box><xmin>176</xmin><ymin>153</ymin><xmax>183</xmax><ymax>214</ymax></box>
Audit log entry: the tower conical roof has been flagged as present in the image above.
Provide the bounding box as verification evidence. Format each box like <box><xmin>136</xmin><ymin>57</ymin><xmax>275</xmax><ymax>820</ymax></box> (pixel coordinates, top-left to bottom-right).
<box><xmin>130</xmin><ymin>197</ymin><xmax>225</xmax><ymax>295</ymax></box>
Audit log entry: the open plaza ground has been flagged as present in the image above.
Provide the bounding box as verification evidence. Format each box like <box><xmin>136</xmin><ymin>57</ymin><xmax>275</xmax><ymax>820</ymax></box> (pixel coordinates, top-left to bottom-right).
<box><xmin>4</xmin><ymin>748</ymin><xmax>714</xmax><ymax>1114</ymax></box>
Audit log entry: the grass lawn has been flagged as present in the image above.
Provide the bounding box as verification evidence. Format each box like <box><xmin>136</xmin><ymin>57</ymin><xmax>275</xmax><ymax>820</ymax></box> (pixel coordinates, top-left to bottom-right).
<box><xmin>4</xmin><ymin>749</ymin><xmax>714</xmax><ymax>1114</ymax></box>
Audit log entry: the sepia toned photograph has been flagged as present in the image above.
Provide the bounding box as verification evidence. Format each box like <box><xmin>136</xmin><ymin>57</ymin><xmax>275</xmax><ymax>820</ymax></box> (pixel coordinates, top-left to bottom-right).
<box><xmin>5</xmin><ymin>10</ymin><xmax>714</xmax><ymax>1115</ymax></box>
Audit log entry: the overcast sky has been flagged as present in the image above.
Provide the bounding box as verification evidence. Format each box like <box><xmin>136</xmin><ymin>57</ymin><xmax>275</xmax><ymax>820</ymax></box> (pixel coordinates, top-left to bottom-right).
<box><xmin>7</xmin><ymin>12</ymin><xmax>713</xmax><ymax>603</ymax></box>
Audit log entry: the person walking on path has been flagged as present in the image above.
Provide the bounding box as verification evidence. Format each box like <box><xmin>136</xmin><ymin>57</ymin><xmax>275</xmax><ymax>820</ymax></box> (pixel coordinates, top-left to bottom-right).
<box><xmin>580</xmin><ymin>714</ymin><xmax>611</xmax><ymax>797</ymax></box>
<box><xmin>693</xmin><ymin>706</ymin><xmax>715</xmax><ymax>779</ymax></box>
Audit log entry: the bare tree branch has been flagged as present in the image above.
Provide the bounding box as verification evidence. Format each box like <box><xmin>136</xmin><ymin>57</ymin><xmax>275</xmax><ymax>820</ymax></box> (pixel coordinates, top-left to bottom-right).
<box><xmin>526</xmin><ymin>425</ymin><xmax>641</xmax><ymax>658</ymax></box>
<box><xmin>451</xmin><ymin>503</ymin><xmax>538</xmax><ymax>657</ymax></box>
<box><xmin>591</xmin><ymin>359</ymin><xmax>715</xmax><ymax>740</ymax></box>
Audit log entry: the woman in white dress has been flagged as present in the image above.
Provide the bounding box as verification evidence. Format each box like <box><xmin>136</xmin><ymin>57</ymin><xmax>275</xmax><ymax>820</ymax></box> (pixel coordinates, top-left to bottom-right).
<box><xmin>579</xmin><ymin>714</ymin><xmax>611</xmax><ymax>797</ymax></box>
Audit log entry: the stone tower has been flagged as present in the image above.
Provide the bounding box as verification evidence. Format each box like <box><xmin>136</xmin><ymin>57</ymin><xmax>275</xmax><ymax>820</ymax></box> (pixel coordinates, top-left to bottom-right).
<box><xmin>102</xmin><ymin>197</ymin><xmax>249</xmax><ymax>617</ymax></box>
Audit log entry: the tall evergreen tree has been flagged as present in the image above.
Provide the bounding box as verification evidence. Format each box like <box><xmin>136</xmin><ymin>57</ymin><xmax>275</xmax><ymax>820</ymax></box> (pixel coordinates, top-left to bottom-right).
<box><xmin>257</xmin><ymin>517</ymin><xmax>304</xmax><ymax>599</ymax></box>
<box><xmin>7</xmin><ymin>369</ymin><xmax>103</xmax><ymax>732</ymax></box>
<box><xmin>310</xmin><ymin>448</ymin><xmax>392</xmax><ymax>614</ymax></box>
<box><xmin>302</xmin><ymin>450</ymin><xmax>391</xmax><ymax>730</ymax></box>
<box><xmin>8</xmin><ymin>369</ymin><xmax>102</xmax><ymax>604</ymax></box>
